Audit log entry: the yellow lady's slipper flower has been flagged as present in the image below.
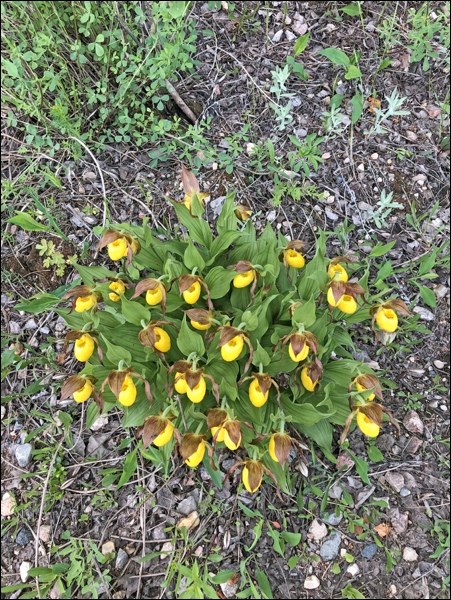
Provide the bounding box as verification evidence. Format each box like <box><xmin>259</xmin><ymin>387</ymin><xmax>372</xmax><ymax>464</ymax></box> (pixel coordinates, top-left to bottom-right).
<box><xmin>288</xmin><ymin>341</ymin><xmax>309</xmax><ymax>362</ymax></box>
<box><xmin>284</xmin><ymin>249</ymin><xmax>305</xmax><ymax>269</ymax></box>
<box><xmin>183</xmin><ymin>281</ymin><xmax>201</xmax><ymax>304</ymax></box>
<box><xmin>190</xmin><ymin>319</ymin><xmax>211</xmax><ymax>331</ymax></box>
<box><xmin>153</xmin><ymin>420</ymin><xmax>174</xmax><ymax>447</ymax></box>
<box><xmin>221</xmin><ymin>334</ymin><xmax>244</xmax><ymax>361</ymax></box>
<box><xmin>109</xmin><ymin>280</ymin><xmax>126</xmax><ymax>302</ymax></box>
<box><xmin>223</xmin><ymin>427</ymin><xmax>241</xmax><ymax>451</ymax></box>
<box><xmin>117</xmin><ymin>375</ymin><xmax>137</xmax><ymax>407</ymax></box>
<box><xmin>174</xmin><ymin>372</ymin><xmax>188</xmax><ymax>394</ymax></box>
<box><xmin>146</xmin><ymin>284</ymin><xmax>164</xmax><ymax>306</ymax></box>
<box><xmin>74</xmin><ymin>294</ymin><xmax>97</xmax><ymax>313</ymax></box>
<box><xmin>249</xmin><ymin>378</ymin><xmax>269</xmax><ymax>407</ymax></box>
<box><xmin>268</xmin><ymin>433</ymin><xmax>292</xmax><ymax>465</ymax></box>
<box><xmin>74</xmin><ymin>333</ymin><xmax>95</xmax><ymax>362</ymax></box>
<box><xmin>328</xmin><ymin>264</ymin><xmax>348</xmax><ymax>282</ymax></box>
<box><xmin>242</xmin><ymin>461</ymin><xmax>263</xmax><ymax>493</ymax></box>
<box><xmin>356</xmin><ymin>411</ymin><xmax>380</xmax><ymax>438</ymax></box>
<box><xmin>185</xmin><ymin>439</ymin><xmax>206</xmax><ymax>468</ymax></box>
<box><xmin>235</xmin><ymin>205</ymin><xmax>252</xmax><ymax>221</ymax></box>
<box><xmin>107</xmin><ymin>237</ymin><xmax>128</xmax><ymax>261</ymax></box>
<box><xmin>327</xmin><ymin>286</ymin><xmax>343</xmax><ymax>307</ymax></box>
<box><xmin>233</xmin><ymin>269</ymin><xmax>256</xmax><ymax>289</ymax></box>
<box><xmin>153</xmin><ymin>327</ymin><xmax>171</xmax><ymax>353</ymax></box>
<box><xmin>301</xmin><ymin>366</ymin><xmax>318</xmax><ymax>392</ymax></box>
<box><xmin>73</xmin><ymin>379</ymin><xmax>94</xmax><ymax>403</ymax></box>
<box><xmin>186</xmin><ymin>376</ymin><xmax>206</xmax><ymax>404</ymax></box>
<box><xmin>376</xmin><ymin>307</ymin><xmax>398</xmax><ymax>332</ymax></box>
<box><xmin>211</xmin><ymin>426</ymin><xmax>226</xmax><ymax>443</ymax></box>
<box><xmin>355</xmin><ymin>380</ymin><xmax>375</xmax><ymax>402</ymax></box>
<box><xmin>337</xmin><ymin>294</ymin><xmax>358</xmax><ymax>314</ymax></box>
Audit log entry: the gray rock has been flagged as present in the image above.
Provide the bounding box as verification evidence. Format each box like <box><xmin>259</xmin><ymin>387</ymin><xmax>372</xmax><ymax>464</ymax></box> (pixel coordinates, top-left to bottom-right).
<box><xmin>325</xmin><ymin>209</ymin><xmax>339</xmax><ymax>221</ymax></box>
<box><xmin>15</xmin><ymin>443</ymin><xmax>33</xmax><ymax>467</ymax></box>
<box><xmin>400</xmin><ymin>487</ymin><xmax>411</xmax><ymax>497</ymax></box>
<box><xmin>156</xmin><ymin>487</ymin><xmax>176</xmax><ymax>511</ymax></box>
<box><xmin>9</xmin><ymin>321</ymin><xmax>21</xmax><ymax>335</ymax></box>
<box><xmin>403</xmin><ymin>547</ymin><xmax>418</xmax><ymax>562</ymax></box>
<box><xmin>388</xmin><ymin>508</ymin><xmax>409</xmax><ymax>534</ymax></box>
<box><xmin>151</xmin><ymin>523</ymin><xmax>167</xmax><ymax>541</ymax></box>
<box><xmin>16</xmin><ymin>528</ymin><xmax>31</xmax><ymax>546</ymax></box>
<box><xmin>115</xmin><ymin>548</ymin><xmax>128</xmax><ymax>570</ymax></box>
<box><xmin>404</xmin><ymin>436</ymin><xmax>423</xmax><ymax>455</ymax></box>
<box><xmin>377</xmin><ymin>433</ymin><xmax>396</xmax><ymax>452</ymax></box>
<box><xmin>403</xmin><ymin>410</ymin><xmax>424</xmax><ymax>435</ymax></box>
<box><xmin>319</xmin><ymin>532</ymin><xmax>342</xmax><ymax>561</ymax></box>
<box><xmin>361</xmin><ymin>543</ymin><xmax>378</xmax><ymax>559</ymax></box>
<box><xmin>177</xmin><ymin>496</ymin><xmax>197</xmax><ymax>516</ymax></box>
<box><xmin>413</xmin><ymin>306</ymin><xmax>434</xmax><ymax>321</ymax></box>
<box><xmin>24</xmin><ymin>318</ymin><xmax>38</xmax><ymax>330</ymax></box>
<box><xmin>385</xmin><ymin>471</ymin><xmax>405</xmax><ymax>493</ymax></box>
<box><xmin>324</xmin><ymin>512</ymin><xmax>343</xmax><ymax>526</ymax></box>
<box><xmin>328</xmin><ymin>483</ymin><xmax>343</xmax><ymax>499</ymax></box>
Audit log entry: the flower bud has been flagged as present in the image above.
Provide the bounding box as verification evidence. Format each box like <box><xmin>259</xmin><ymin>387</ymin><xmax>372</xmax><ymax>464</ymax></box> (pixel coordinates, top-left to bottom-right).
<box><xmin>109</xmin><ymin>280</ymin><xmax>125</xmax><ymax>302</ymax></box>
<box><xmin>268</xmin><ymin>433</ymin><xmax>292</xmax><ymax>465</ymax></box>
<box><xmin>328</xmin><ymin>263</ymin><xmax>348</xmax><ymax>282</ymax></box>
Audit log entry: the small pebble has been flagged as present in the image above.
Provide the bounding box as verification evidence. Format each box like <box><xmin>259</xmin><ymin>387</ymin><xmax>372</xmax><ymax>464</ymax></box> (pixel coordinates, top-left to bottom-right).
<box><xmin>15</xmin><ymin>443</ymin><xmax>33</xmax><ymax>468</ymax></box>
<box><xmin>361</xmin><ymin>543</ymin><xmax>378</xmax><ymax>560</ymax></box>
<box><xmin>370</xmin><ymin>153</ymin><xmax>379</xmax><ymax>160</ymax></box>
<box><xmin>115</xmin><ymin>548</ymin><xmax>128</xmax><ymax>570</ymax></box>
<box><xmin>346</xmin><ymin>563</ymin><xmax>360</xmax><ymax>576</ymax></box>
<box><xmin>16</xmin><ymin>528</ymin><xmax>31</xmax><ymax>546</ymax></box>
<box><xmin>20</xmin><ymin>561</ymin><xmax>32</xmax><ymax>583</ymax></box>
<box><xmin>304</xmin><ymin>575</ymin><xmax>320</xmax><ymax>590</ymax></box>
<box><xmin>403</xmin><ymin>547</ymin><xmax>419</xmax><ymax>562</ymax></box>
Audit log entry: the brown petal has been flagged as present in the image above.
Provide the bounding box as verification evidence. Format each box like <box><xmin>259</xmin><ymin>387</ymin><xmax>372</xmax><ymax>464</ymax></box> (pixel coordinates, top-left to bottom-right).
<box><xmin>178</xmin><ymin>274</ymin><xmax>200</xmax><ymax>294</ymax></box>
<box><xmin>224</xmin><ymin>420</ymin><xmax>241</xmax><ymax>446</ymax></box>
<box><xmin>345</xmin><ymin>282</ymin><xmax>366</xmax><ymax>299</ymax></box>
<box><xmin>329</xmin><ymin>256</ymin><xmax>352</xmax><ymax>265</ymax></box>
<box><xmin>141</xmin><ymin>416</ymin><xmax>167</xmax><ymax>448</ymax></box>
<box><xmin>254</xmin><ymin>373</ymin><xmax>272</xmax><ymax>396</ymax></box>
<box><xmin>330</xmin><ymin>281</ymin><xmax>347</xmax><ymax>303</ymax></box>
<box><xmin>107</xmin><ymin>371</ymin><xmax>128</xmax><ymax>398</ymax></box>
<box><xmin>93</xmin><ymin>390</ymin><xmax>104</xmax><ymax>413</ymax></box>
<box><xmin>138</xmin><ymin>326</ymin><xmax>157</xmax><ymax>347</ymax></box>
<box><xmin>308</xmin><ymin>358</ymin><xmax>323</xmax><ymax>383</ymax></box>
<box><xmin>207</xmin><ymin>408</ymin><xmax>228</xmax><ymax>429</ymax></box>
<box><xmin>385</xmin><ymin>298</ymin><xmax>411</xmax><ymax>316</ymax></box>
<box><xmin>245</xmin><ymin>460</ymin><xmax>263</xmax><ymax>492</ymax></box>
<box><xmin>286</xmin><ymin>240</ymin><xmax>305</xmax><ymax>251</ymax></box>
<box><xmin>170</xmin><ymin>360</ymin><xmax>193</xmax><ymax>374</ymax></box>
<box><xmin>185</xmin><ymin>309</ymin><xmax>212</xmax><ymax>325</ymax></box>
<box><xmin>185</xmin><ymin>369</ymin><xmax>203</xmax><ymax>390</ymax></box>
<box><xmin>179</xmin><ymin>433</ymin><xmax>204</xmax><ymax>460</ymax></box>
<box><xmin>305</xmin><ymin>332</ymin><xmax>318</xmax><ymax>354</ymax></box>
<box><xmin>62</xmin><ymin>285</ymin><xmax>93</xmax><ymax>300</ymax></box>
<box><xmin>61</xmin><ymin>375</ymin><xmax>87</xmax><ymax>400</ymax></box>
<box><xmin>181</xmin><ymin>164</ymin><xmax>200</xmax><ymax>194</ymax></box>
<box><xmin>273</xmin><ymin>433</ymin><xmax>292</xmax><ymax>466</ymax></box>
<box><xmin>359</xmin><ymin>403</ymin><xmax>383</xmax><ymax>426</ymax></box>
<box><xmin>289</xmin><ymin>334</ymin><xmax>306</xmax><ymax>356</ymax></box>
<box><xmin>96</xmin><ymin>230</ymin><xmax>123</xmax><ymax>251</ymax></box>
<box><xmin>63</xmin><ymin>330</ymin><xmax>84</xmax><ymax>353</ymax></box>
<box><xmin>131</xmin><ymin>278</ymin><xmax>163</xmax><ymax>299</ymax></box>
<box><xmin>234</xmin><ymin>260</ymin><xmax>253</xmax><ymax>273</ymax></box>
<box><xmin>355</xmin><ymin>374</ymin><xmax>383</xmax><ymax>400</ymax></box>
<box><xmin>218</xmin><ymin>326</ymin><xmax>243</xmax><ymax>347</ymax></box>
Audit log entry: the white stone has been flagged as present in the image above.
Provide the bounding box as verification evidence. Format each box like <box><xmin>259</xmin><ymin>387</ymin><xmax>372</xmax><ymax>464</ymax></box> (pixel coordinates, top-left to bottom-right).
<box><xmin>1</xmin><ymin>492</ymin><xmax>16</xmax><ymax>517</ymax></box>
<box><xmin>90</xmin><ymin>415</ymin><xmax>109</xmax><ymax>432</ymax></box>
<box><xmin>304</xmin><ymin>575</ymin><xmax>320</xmax><ymax>590</ymax></box>
<box><xmin>20</xmin><ymin>561</ymin><xmax>32</xmax><ymax>583</ymax></box>
<box><xmin>346</xmin><ymin>563</ymin><xmax>360</xmax><ymax>576</ymax></box>
<box><xmin>403</xmin><ymin>547</ymin><xmax>418</xmax><ymax>562</ymax></box>
<box><xmin>308</xmin><ymin>519</ymin><xmax>328</xmax><ymax>542</ymax></box>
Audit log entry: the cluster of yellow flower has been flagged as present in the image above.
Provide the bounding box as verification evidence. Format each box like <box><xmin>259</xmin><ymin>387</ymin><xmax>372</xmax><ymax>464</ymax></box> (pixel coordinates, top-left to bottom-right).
<box><xmin>62</xmin><ymin>233</ymin><xmax>408</xmax><ymax>493</ymax></box>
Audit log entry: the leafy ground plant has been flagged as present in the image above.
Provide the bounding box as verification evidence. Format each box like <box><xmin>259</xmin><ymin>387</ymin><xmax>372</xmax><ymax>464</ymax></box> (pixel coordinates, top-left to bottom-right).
<box><xmin>20</xmin><ymin>167</ymin><xmax>411</xmax><ymax>494</ymax></box>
